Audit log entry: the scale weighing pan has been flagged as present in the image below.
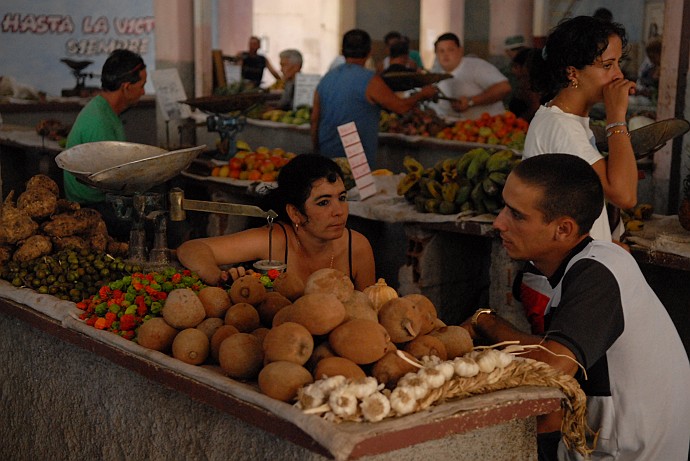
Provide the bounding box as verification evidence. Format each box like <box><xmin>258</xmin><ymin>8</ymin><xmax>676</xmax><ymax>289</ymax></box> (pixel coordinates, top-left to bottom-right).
<box><xmin>593</xmin><ymin>118</ymin><xmax>690</xmax><ymax>159</ymax></box>
<box><xmin>382</xmin><ymin>72</ymin><xmax>452</xmax><ymax>92</ymax></box>
<box><xmin>56</xmin><ymin>141</ymin><xmax>206</xmax><ymax>194</ymax></box>
<box><xmin>182</xmin><ymin>92</ymin><xmax>280</xmax><ymax>113</ymax></box>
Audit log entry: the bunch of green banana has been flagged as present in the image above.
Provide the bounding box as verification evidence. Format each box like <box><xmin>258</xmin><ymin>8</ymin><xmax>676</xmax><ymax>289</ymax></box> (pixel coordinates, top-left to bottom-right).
<box><xmin>396</xmin><ymin>149</ymin><xmax>520</xmax><ymax>215</ymax></box>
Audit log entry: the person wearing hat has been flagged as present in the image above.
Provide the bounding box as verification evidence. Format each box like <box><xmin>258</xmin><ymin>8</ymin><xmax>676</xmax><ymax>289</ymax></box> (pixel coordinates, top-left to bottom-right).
<box><xmin>504</xmin><ymin>35</ymin><xmax>527</xmax><ymax>60</ymax></box>
<box><xmin>501</xmin><ymin>35</ymin><xmax>529</xmax><ymax>107</ymax></box>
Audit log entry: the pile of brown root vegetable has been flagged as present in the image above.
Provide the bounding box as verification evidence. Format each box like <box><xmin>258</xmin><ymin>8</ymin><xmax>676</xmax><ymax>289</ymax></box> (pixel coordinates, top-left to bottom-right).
<box><xmin>0</xmin><ymin>174</ymin><xmax>128</xmax><ymax>266</ymax></box>
<box><xmin>131</xmin><ymin>266</ymin><xmax>593</xmax><ymax>457</ymax></box>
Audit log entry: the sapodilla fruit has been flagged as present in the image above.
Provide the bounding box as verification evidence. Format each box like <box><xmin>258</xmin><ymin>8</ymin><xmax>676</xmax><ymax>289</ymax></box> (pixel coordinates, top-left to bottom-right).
<box><xmin>229</xmin><ymin>275</ymin><xmax>266</xmax><ymax>305</ymax></box>
<box><xmin>378</xmin><ymin>297</ymin><xmax>425</xmax><ymax>343</ymax></box>
<box><xmin>162</xmin><ymin>288</ymin><xmax>206</xmax><ymax>329</ymax></box>
<box><xmin>262</xmin><ymin>322</ymin><xmax>314</xmax><ymax>365</ymax></box>
<box><xmin>197</xmin><ymin>286</ymin><xmax>232</xmax><ymax>318</ymax></box>
<box><xmin>303</xmin><ymin>268</ymin><xmax>354</xmax><ymax>302</ymax></box>
<box><xmin>284</xmin><ymin>292</ymin><xmax>346</xmax><ymax>335</ymax></box>
<box><xmin>329</xmin><ymin>318</ymin><xmax>390</xmax><ymax>364</ymax></box>
<box><xmin>136</xmin><ymin>317</ymin><xmax>178</xmax><ymax>352</ymax></box>
<box><xmin>272</xmin><ymin>271</ymin><xmax>304</xmax><ymax>301</ymax></box>
<box><xmin>218</xmin><ymin>333</ymin><xmax>264</xmax><ymax>379</ymax></box>
<box><xmin>172</xmin><ymin>328</ymin><xmax>209</xmax><ymax>365</ymax></box>
<box><xmin>258</xmin><ymin>361</ymin><xmax>313</xmax><ymax>402</ymax></box>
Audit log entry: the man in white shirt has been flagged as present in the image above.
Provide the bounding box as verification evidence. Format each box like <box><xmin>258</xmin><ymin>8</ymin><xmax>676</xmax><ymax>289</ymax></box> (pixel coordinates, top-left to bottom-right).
<box><xmin>431</xmin><ymin>32</ymin><xmax>511</xmax><ymax>120</ymax></box>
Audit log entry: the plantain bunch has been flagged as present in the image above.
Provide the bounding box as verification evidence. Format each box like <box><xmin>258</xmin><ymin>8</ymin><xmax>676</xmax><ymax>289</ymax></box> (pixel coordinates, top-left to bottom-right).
<box><xmin>396</xmin><ymin>148</ymin><xmax>520</xmax><ymax>215</ymax></box>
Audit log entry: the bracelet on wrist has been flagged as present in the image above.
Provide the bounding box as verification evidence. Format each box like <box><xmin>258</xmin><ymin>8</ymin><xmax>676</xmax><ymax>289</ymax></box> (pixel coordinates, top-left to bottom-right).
<box><xmin>471</xmin><ymin>308</ymin><xmax>497</xmax><ymax>328</ymax></box>
<box><xmin>606</xmin><ymin>128</ymin><xmax>630</xmax><ymax>138</ymax></box>
<box><xmin>605</xmin><ymin>121</ymin><xmax>627</xmax><ymax>131</ymax></box>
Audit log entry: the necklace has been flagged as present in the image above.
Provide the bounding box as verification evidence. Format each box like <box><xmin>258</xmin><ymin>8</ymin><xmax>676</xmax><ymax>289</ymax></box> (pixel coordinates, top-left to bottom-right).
<box><xmin>294</xmin><ymin>232</ymin><xmax>335</xmax><ymax>269</ymax></box>
<box><xmin>549</xmin><ymin>98</ymin><xmax>586</xmax><ymax>117</ymax></box>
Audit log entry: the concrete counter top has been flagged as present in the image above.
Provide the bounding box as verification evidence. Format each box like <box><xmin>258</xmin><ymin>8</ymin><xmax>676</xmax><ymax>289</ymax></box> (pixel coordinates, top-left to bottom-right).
<box><xmin>0</xmin><ymin>280</ymin><xmax>565</xmax><ymax>460</ymax></box>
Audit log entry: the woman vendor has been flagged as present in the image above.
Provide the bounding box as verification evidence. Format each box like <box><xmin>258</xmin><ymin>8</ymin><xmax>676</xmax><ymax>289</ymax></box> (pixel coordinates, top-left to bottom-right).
<box><xmin>524</xmin><ymin>16</ymin><xmax>638</xmax><ymax>242</ymax></box>
<box><xmin>176</xmin><ymin>154</ymin><xmax>376</xmax><ymax>291</ymax></box>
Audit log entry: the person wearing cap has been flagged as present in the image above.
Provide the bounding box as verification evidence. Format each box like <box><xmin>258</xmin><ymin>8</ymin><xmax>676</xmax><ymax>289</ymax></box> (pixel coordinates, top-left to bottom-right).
<box><xmin>63</xmin><ymin>49</ymin><xmax>147</xmax><ymax>239</ymax></box>
<box><xmin>430</xmin><ymin>32</ymin><xmax>511</xmax><ymax>120</ymax></box>
<box><xmin>504</xmin><ymin>35</ymin><xmax>527</xmax><ymax>60</ymax></box>
<box><xmin>501</xmin><ymin>35</ymin><xmax>529</xmax><ymax>108</ymax></box>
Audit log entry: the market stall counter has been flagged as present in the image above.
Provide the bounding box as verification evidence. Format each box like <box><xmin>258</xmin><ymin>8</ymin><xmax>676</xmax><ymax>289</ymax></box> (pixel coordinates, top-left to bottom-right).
<box><xmin>0</xmin><ymin>123</ymin><xmax>63</xmax><ymax>199</ymax></box>
<box><xmin>194</xmin><ymin>118</ymin><xmax>513</xmax><ymax>173</ymax></box>
<box><xmin>0</xmin><ymin>282</ymin><xmax>565</xmax><ymax>461</ymax></box>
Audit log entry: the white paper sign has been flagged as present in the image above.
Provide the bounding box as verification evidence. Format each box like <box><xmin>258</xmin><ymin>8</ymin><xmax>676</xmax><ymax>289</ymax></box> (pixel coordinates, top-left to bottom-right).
<box><xmin>224</xmin><ymin>63</ymin><xmax>242</xmax><ymax>85</ymax></box>
<box><xmin>293</xmin><ymin>73</ymin><xmax>321</xmax><ymax>109</ymax></box>
<box><xmin>151</xmin><ymin>69</ymin><xmax>192</xmax><ymax>121</ymax></box>
<box><xmin>337</xmin><ymin>121</ymin><xmax>376</xmax><ymax>200</ymax></box>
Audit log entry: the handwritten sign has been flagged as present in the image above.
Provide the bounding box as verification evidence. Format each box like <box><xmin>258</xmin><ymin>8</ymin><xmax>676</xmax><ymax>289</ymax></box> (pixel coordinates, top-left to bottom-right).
<box><xmin>337</xmin><ymin>121</ymin><xmax>376</xmax><ymax>200</ymax></box>
<box><xmin>293</xmin><ymin>73</ymin><xmax>321</xmax><ymax>109</ymax></box>
<box><xmin>224</xmin><ymin>62</ymin><xmax>242</xmax><ymax>85</ymax></box>
<box><xmin>151</xmin><ymin>68</ymin><xmax>191</xmax><ymax>121</ymax></box>
<box><xmin>0</xmin><ymin>2</ymin><xmax>156</xmax><ymax>97</ymax></box>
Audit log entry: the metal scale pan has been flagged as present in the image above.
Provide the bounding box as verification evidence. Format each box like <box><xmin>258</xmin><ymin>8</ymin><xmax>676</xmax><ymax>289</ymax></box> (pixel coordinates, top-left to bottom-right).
<box><xmin>593</xmin><ymin>118</ymin><xmax>690</xmax><ymax>159</ymax></box>
<box><xmin>381</xmin><ymin>72</ymin><xmax>452</xmax><ymax>92</ymax></box>
<box><xmin>55</xmin><ymin>141</ymin><xmax>207</xmax><ymax>195</ymax></box>
<box><xmin>182</xmin><ymin>92</ymin><xmax>281</xmax><ymax>114</ymax></box>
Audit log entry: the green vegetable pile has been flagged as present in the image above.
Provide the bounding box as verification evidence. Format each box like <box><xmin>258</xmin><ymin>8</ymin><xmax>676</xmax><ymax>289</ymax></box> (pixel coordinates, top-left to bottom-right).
<box><xmin>0</xmin><ymin>249</ymin><xmax>141</xmax><ymax>302</ymax></box>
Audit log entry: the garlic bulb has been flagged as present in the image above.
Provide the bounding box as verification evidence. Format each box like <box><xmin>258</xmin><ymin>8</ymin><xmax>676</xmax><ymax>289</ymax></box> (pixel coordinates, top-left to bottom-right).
<box><xmin>350</xmin><ymin>376</ymin><xmax>380</xmax><ymax>399</ymax></box>
<box><xmin>397</xmin><ymin>373</ymin><xmax>429</xmax><ymax>399</ymax></box>
<box><xmin>434</xmin><ymin>361</ymin><xmax>456</xmax><ymax>381</ymax></box>
<box><xmin>329</xmin><ymin>386</ymin><xmax>358</xmax><ymax>418</ymax></box>
<box><xmin>360</xmin><ymin>392</ymin><xmax>391</xmax><ymax>422</ymax></box>
<box><xmin>389</xmin><ymin>386</ymin><xmax>417</xmax><ymax>415</ymax></box>
<box><xmin>453</xmin><ymin>356</ymin><xmax>480</xmax><ymax>377</ymax></box>
<box><xmin>419</xmin><ymin>367</ymin><xmax>447</xmax><ymax>389</ymax></box>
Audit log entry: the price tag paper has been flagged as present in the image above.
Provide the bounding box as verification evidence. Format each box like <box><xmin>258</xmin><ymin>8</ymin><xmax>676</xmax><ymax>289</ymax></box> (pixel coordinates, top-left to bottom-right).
<box><xmin>337</xmin><ymin>122</ymin><xmax>376</xmax><ymax>200</ymax></box>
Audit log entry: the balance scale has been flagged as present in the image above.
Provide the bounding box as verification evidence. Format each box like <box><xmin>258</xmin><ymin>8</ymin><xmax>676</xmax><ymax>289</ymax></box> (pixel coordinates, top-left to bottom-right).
<box><xmin>181</xmin><ymin>91</ymin><xmax>280</xmax><ymax>161</ymax></box>
<box><xmin>60</xmin><ymin>58</ymin><xmax>100</xmax><ymax>98</ymax></box>
<box><xmin>55</xmin><ymin>141</ymin><xmax>283</xmax><ymax>273</ymax></box>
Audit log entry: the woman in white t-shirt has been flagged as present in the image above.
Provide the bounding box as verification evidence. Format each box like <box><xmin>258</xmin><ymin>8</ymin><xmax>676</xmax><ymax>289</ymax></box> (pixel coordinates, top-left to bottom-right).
<box><xmin>524</xmin><ymin>16</ymin><xmax>638</xmax><ymax>241</ymax></box>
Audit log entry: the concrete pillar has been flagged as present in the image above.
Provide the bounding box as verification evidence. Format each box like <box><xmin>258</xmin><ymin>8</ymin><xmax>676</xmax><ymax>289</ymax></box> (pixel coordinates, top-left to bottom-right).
<box><xmin>420</xmin><ymin>0</ymin><xmax>465</xmax><ymax>72</ymax></box>
<box><xmin>193</xmin><ymin>0</ymin><xmax>214</xmax><ymax>97</ymax></box>
<box><xmin>654</xmin><ymin>0</ymin><xmax>686</xmax><ymax>213</ymax></box>
<box><xmin>531</xmin><ymin>0</ymin><xmax>549</xmax><ymax>47</ymax></box>
<box><xmin>217</xmin><ymin>0</ymin><xmax>253</xmax><ymax>57</ymax></box>
<box><xmin>489</xmin><ymin>0</ymin><xmax>534</xmax><ymax>56</ymax></box>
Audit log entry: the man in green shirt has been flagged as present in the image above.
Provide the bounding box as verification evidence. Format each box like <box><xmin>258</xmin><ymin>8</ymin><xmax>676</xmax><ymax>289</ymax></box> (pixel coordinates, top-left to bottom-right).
<box><xmin>64</xmin><ymin>49</ymin><xmax>147</xmax><ymax>239</ymax></box>
<box><xmin>65</xmin><ymin>49</ymin><xmax>146</xmax><ymax>202</ymax></box>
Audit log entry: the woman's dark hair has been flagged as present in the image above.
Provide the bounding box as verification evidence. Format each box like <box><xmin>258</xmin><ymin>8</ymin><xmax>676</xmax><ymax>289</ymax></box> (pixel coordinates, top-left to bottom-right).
<box><xmin>512</xmin><ymin>154</ymin><xmax>603</xmax><ymax>235</ymax></box>
<box><xmin>342</xmin><ymin>29</ymin><xmax>371</xmax><ymax>59</ymax></box>
<box><xmin>263</xmin><ymin>154</ymin><xmax>345</xmax><ymax>220</ymax></box>
<box><xmin>529</xmin><ymin>16</ymin><xmax>628</xmax><ymax>100</ymax></box>
<box><xmin>101</xmin><ymin>49</ymin><xmax>146</xmax><ymax>91</ymax></box>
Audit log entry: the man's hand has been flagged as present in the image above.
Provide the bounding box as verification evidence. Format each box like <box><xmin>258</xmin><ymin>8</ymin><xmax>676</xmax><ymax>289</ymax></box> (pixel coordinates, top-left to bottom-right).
<box><xmin>418</xmin><ymin>85</ymin><xmax>439</xmax><ymax>100</ymax></box>
<box><xmin>451</xmin><ymin>96</ymin><xmax>473</xmax><ymax>112</ymax></box>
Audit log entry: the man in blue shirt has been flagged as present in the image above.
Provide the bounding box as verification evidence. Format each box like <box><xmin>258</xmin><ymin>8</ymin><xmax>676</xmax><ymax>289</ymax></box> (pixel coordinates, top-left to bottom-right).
<box><xmin>311</xmin><ymin>29</ymin><xmax>437</xmax><ymax>168</ymax></box>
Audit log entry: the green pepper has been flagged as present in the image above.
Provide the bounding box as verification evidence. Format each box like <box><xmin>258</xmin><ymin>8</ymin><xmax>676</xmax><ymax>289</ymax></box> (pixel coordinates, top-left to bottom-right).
<box><xmin>94</xmin><ymin>302</ymin><xmax>108</xmax><ymax>316</ymax></box>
